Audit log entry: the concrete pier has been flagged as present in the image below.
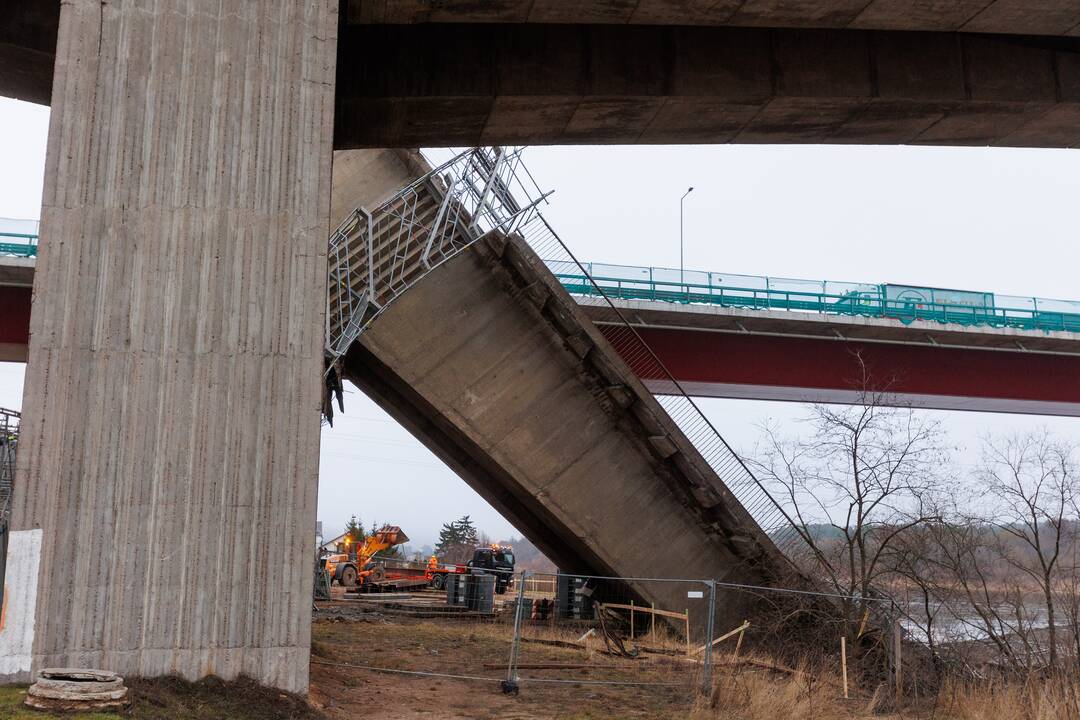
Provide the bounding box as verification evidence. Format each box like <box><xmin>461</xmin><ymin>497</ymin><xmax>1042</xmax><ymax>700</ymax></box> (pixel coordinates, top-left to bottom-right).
<box><xmin>6</xmin><ymin>0</ymin><xmax>338</xmax><ymax>693</ymax></box>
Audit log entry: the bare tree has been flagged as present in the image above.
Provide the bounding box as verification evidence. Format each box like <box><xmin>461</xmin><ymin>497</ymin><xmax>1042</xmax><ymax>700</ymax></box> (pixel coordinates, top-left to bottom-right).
<box><xmin>881</xmin><ymin>432</ymin><xmax>1080</xmax><ymax>676</ymax></box>
<box><xmin>975</xmin><ymin>430</ymin><xmax>1078</xmax><ymax>670</ymax></box>
<box><xmin>752</xmin><ymin>355</ymin><xmax>950</xmax><ymax>639</ymax></box>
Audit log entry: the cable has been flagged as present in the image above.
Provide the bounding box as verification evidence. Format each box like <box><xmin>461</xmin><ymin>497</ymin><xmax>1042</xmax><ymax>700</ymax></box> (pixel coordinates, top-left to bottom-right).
<box><xmin>310</xmin><ymin>659</ymin><xmax>502</xmax><ymax>683</ymax></box>
<box><xmin>310</xmin><ymin>659</ymin><xmax>689</xmax><ymax>688</ymax></box>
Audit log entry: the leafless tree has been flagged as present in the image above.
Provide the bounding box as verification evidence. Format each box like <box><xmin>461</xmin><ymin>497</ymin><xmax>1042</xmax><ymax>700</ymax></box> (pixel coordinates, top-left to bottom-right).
<box><xmin>975</xmin><ymin>430</ymin><xmax>1079</xmax><ymax>670</ymax></box>
<box><xmin>881</xmin><ymin>432</ymin><xmax>1080</xmax><ymax>676</ymax></box>
<box><xmin>751</xmin><ymin>354</ymin><xmax>950</xmax><ymax>640</ymax></box>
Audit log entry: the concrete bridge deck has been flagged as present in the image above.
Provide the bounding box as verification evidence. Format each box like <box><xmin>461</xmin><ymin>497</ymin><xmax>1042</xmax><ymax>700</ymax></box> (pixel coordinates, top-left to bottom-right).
<box><xmin>582</xmin><ymin>297</ymin><xmax>1080</xmax><ymax>415</ymax></box>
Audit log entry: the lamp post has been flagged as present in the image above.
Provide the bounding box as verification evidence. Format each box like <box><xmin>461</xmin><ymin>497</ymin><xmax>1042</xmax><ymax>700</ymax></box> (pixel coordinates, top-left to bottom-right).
<box><xmin>680</xmin><ymin>186</ymin><xmax>694</xmax><ymax>287</ymax></box>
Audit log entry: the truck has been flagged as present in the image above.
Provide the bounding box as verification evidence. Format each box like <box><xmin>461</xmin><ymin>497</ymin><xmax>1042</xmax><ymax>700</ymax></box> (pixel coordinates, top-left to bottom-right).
<box><xmin>427</xmin><ymin>543</ymin><xmax>516</xmax><ymax>594</ymax></box>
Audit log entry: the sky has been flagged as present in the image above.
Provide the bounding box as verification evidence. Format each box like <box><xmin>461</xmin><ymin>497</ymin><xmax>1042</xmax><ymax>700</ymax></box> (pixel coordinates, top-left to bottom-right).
<box><xmin>3</xmin><ymin>96</ymin><xmax>1080</xmax><ymax>548</ymax></box>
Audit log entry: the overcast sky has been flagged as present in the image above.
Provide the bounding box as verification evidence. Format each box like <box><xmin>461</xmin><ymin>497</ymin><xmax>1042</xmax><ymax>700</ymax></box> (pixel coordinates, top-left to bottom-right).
<box><xmin>3</xmin><ymin>96</ymin><xmax>1080</xmax><ymax>548</ymax></box>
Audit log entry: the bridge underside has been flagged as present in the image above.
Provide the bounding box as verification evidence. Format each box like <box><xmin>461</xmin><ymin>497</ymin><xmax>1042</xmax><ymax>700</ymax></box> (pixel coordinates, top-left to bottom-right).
<box><xmin>334</xmin><ymin>24</ymin><xmax>1080</xmax><ymax>148</ymax></box>
<box><xmin>6</xmin><ymin>2</ymin><xmax>1080</xmax><ymax>148</ymax></box>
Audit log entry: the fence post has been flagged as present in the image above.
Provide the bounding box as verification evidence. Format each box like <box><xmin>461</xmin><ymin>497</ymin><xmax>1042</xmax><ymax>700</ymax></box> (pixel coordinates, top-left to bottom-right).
<box><xmin>841</xmin><ymin>635</ymin><xmax>849</xmax><ymax>699</ymax></box>
<box><xmin>894</xmin><ymin>616</ymin><xmax>903</xmax><ymax>706</ymax></box>
<box><xmin>503</xmin><ymin>569</ymin><xmax>529</xmax><ymax>695</ymax></box>
<box><xmin>702</xmin><ymin>580</ymin><xmax>717</xmax><ymax>695</ymax></box>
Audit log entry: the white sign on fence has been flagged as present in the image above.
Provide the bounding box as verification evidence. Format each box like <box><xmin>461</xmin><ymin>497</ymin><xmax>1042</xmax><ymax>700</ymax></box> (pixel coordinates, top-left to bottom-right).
<box><xmin>687</xmin><ymin>590</ymin><xmax>703</xmax><ymax>599</ymax></box>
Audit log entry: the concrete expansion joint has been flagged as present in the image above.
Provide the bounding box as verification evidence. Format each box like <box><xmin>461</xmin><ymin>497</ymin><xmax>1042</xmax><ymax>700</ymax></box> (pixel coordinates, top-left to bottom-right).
<box><xmin>647</xmin><ymin>434</ymin><xmax>678</xmax><ymax>459</ymax></box>
<box><xmin>603</xmin><ymin>383</ymin><xmax>635</xmax><ymax>409</ymax></box>
<box><xmin>564</xmin><ymin>333</ymin><xmax>593</xmax><ymax>360</ymax></box>
<box><xmin>523</xmin><ymin>282</ymin><xmax>550</xmax><ymax>311</ymax></box>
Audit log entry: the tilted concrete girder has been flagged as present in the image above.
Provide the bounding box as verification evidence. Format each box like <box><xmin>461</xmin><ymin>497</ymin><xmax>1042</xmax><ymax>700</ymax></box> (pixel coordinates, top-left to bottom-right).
<box><xmin>343</xmin><ymin>230</ymin><xmax>785</xmax><ymax>631</ymax></box>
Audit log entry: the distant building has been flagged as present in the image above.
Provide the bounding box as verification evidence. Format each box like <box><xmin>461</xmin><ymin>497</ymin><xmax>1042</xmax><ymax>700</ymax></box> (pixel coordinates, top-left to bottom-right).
<box><xmin>320</xmin><ymin>531</ymin><xmax>350</xmax><ymax>555</ymax></box>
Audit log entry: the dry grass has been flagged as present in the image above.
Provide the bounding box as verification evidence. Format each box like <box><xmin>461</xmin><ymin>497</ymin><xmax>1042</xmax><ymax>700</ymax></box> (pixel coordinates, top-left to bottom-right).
<box><xmin>686</xmin><ymin>654</ymin><xmax>867</xmax><ymax>720</ymax></box>
<box><xmin>935</xmin><ymin>676</ymin><xmax>1080</xmax><ymax>720</ymax></box>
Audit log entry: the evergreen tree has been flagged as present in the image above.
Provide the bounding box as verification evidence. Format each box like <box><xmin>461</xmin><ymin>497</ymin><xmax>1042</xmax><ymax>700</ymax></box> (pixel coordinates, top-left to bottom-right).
<box><xmin>344</xmin><ymin>515</ymin><xmax>365</xmax><ymax>549</ymax></box>
<box><xmin>434</xmin><ymin>515</ymin><xmax>482</xmax><ymax>563</ymax></box>
<box><xmin>457</xmin><ymin>515</ymin><xmax>479</xmax><ymax>548</ymax></box>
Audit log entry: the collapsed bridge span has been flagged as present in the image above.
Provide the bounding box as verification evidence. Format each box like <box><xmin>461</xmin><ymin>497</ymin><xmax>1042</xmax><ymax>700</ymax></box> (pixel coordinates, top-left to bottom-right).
<box><xmin>326</xmin><ymin>149</ymin><xmax>800</xmax><ymax>626</ymax></box>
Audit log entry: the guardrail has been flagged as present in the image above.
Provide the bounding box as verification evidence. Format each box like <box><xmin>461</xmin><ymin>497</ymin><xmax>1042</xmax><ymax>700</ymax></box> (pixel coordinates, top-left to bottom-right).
<box><xmin>0</xmin><ymin>218</ymin><xmax>39</xmax><ymax>257</ymax></box>
<box><xmin>552</xmin><ymin>263</ymin><xmax>1080</xmax><ymax>334</ymax></box>
<box><xmin>0</xmin><ymin>235</ymin><xmax>38</xmax><ymax>257</ymax></box>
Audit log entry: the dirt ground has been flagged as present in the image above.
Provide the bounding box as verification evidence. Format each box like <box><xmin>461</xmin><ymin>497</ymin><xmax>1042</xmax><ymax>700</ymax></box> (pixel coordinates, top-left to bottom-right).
<box><xmin>0</xmin><ymin>599</ymin><xmax>896</xmax><ymax>720</ymax></box>
<box><xmin>308</xmin><ymin>602</ymin><xmax>697</xmax><ymax>720</ymax></box>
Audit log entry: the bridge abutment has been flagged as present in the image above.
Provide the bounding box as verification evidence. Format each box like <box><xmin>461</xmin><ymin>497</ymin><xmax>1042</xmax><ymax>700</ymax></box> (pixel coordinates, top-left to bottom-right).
<box><xmin>3</xmin><ymin>0</ymin><xmax>337</xmax><ymax>693</ymax></box>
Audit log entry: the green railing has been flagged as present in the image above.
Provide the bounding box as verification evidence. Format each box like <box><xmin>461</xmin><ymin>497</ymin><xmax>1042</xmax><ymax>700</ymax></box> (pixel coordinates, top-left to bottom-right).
<box><xmin>0</xmin><ymin>238</ymin><xmax>38</xmax><ymax>257</ymax></box>
<box><xmin>549</xmin><ymin>260</ymin><xmax>1080</xmax><ymax>335</ymax></box>
<box><xmin>0</xmin><ymin>218</ymin><xmax>39</xmax><ymax>257</ymax></box>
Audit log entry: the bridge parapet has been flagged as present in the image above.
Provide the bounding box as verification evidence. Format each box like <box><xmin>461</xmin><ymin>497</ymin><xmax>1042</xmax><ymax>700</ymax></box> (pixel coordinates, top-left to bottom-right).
<box><xmin>556</xmin><ymin>261</ymin><xmax>1080</xmax><ymax>335</ymax></box>
<box><xmin>0</xmin><ymin>218</ymin><xmax>38</xmax><ymax>258</ymax></box>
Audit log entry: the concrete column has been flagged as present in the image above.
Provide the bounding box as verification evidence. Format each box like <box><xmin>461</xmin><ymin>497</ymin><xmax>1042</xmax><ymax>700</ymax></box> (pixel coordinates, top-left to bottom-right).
<box><xmin>5</xmin><ymin>0</ymin><xmax>337</xmax><ymax>693</ymax></box>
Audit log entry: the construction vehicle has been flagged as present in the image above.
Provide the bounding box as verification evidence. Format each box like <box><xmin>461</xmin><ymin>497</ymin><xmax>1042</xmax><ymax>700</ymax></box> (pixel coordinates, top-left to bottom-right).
<box><xmin>323</xmin><ymin>525</ymin><xmax>409</xmax><ymax>588</ymax></box>
<box><xmin>427</xmin><ymin>543</ymin><xmax>516</xmax><ymax>594</ymax></box>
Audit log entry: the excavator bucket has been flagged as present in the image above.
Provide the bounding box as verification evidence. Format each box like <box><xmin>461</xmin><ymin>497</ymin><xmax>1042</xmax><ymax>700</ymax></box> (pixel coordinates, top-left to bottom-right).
<box><xmin>373</xmin><ymin>525</ymin><xmax>408</xmax><ymax>546</ymax></box>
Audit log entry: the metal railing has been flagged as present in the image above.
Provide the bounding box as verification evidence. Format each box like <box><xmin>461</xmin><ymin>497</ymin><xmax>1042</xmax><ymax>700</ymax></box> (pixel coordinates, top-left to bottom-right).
<box><xmin>325</xmin><ymin>148</ymin><xmax>549</xmax><ymax>360</ymax></box>
<box><xmin>324</xmin><ymin>147</ymin><xmax>809</xmax><ymax>564</ymax></box>
<box><xmin>0</xmin><ymin>407</ymin><xmax>17</xmax><ymax>527</ymax></box>
<box><xmin>0</xmin><ymin>217</ymin><xmax>39</xmax><ymax>257</ymax></box>
<box><xmin>554</xmin><ymin>261</ymin><xmax>1080</xmax><ymax>334</ymax></box>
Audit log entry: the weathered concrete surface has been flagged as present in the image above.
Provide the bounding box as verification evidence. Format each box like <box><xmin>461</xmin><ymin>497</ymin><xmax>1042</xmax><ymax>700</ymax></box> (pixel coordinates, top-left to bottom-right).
<box><xmin>330</xmin><ymin>149</ymin><xmax>429</xmax><ymax>229</ymax></box>
<box><xmin>335</xmin><ymin>24</ymin><xmax>1080</xmax><ymax>147</ymax></box>
<box><xmin>7</xmin><ymin>0</ymin><xmax>338</xmax><ymax>694</ymax></box>
<box><xmin>345</xmin><ymin>0</ymin><xmax>1080</xmax><ymax>36</ymax></box>
<box><xmin>344</xmin><ymin>234</ymin><xmax>784</xmax><ymax>628</ymax></box>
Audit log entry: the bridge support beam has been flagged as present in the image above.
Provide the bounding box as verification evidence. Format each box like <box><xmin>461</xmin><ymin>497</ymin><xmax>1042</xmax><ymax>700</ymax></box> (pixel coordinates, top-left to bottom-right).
<box><xmin>3</xmin><ymin>1</ymin><xmax>337</xmax><ymax>693</ymax></box>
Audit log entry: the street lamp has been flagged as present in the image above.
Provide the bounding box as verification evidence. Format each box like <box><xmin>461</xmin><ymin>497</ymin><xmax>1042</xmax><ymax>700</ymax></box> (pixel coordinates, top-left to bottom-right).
<box><xmin>680</xmin><ymin>187</ymin><xmax>694</xmax><ymax>287</ymax></box>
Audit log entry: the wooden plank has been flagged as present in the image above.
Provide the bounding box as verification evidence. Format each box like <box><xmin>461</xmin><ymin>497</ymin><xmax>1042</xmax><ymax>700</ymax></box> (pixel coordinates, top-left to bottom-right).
<box><xmin>692</xmin><ymin>620</ymin><xmax>751</xmax><ymax>655</ymax></box>
<box><xmin>597</xmin><ymin>602</ymin><xmax>687</xmax><ymax>622</ymax></box>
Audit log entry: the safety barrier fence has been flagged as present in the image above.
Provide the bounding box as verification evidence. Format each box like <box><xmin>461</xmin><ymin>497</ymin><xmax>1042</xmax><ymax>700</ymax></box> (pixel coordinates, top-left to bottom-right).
<box><xmin>0</xmin><ymin>407</ymin><xmax>20</xmax><ymax>621</ymax></box>
<box><xmin>553</xmin><ymin>262</ymin><xmax>1080</xmax><ymax>334</ymax></box>
<box><xmin>311</xmin><ymin>568</ymin><xmax>905</xmax><ymax>710</ymax></box>
<box><xmin>0</xmin><ymin>217</ymin><xmax>38</xmax><ymax>257</ymax></box>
